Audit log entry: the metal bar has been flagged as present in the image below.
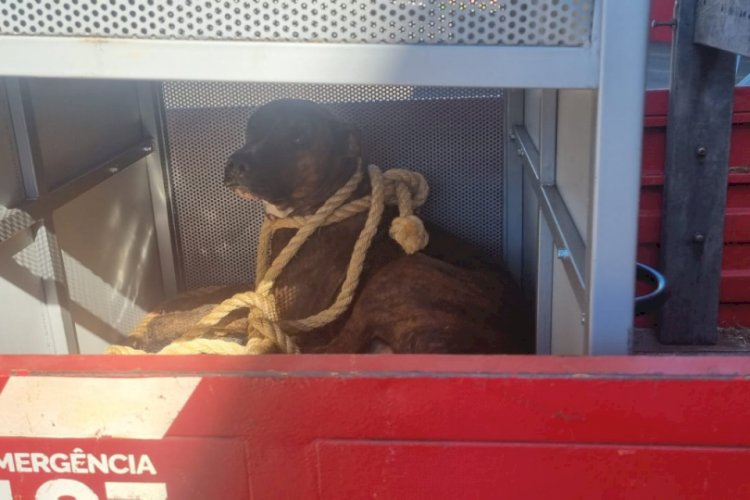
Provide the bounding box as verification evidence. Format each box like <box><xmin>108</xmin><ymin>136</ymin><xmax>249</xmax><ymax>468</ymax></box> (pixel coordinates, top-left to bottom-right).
<box><xmin>538</xmin><ymin>90</ymin><xmax>558</xmax><ymax>186</ymax></box>
<box><xmin>4</xmin><ymin>78</ymin><xmax>42</xmax><ymax>198</ymax></box>
<box><xmin>534</xmin><ymin>89</ymin><xmax>559</xmax><ymax>354</ymax></box>
<box><xmin>0</xmin><ymin>37</ymin><xmax>600</xmax><ymax>89</ymax></box>
<box><xmin>659</xmin><ymin>0</ymin><xmax>737</xmax><ymax>345</ymax></box>
<box><xmin>586</xmin><ymin>0</ymin><xmax>650</xmax><ymax>354</ymax></box>
<box><xmin>136</xmin><ymin>82</ymin><xmax>180</xmax><ymax>297</ymax></box>
<box><xmin>503</xmin><ymin>90</ymin><xmax>524</xmax><ymax>283</ymax></box>
<box><xmin>536</xmin><ymin>212</ymin><xmax>554</xmax><ymax>355</ymax></box>
<box><xmin>33</xmin><ymin>222</ymin><xmax>79</xmax><ymax>354</ymax></box>
<box><xmin>520</xmin><ymin>90</ymin><xmax>541</xmax><ymax>299</ymax></box>
<box><xmin>515</xmin><ymin>125</ymin><xmax>586</xmax><ymax>308</ymax></box>
<box><xmin>6</xmin><ymin>80</ymin><xmax>81</xmax><ymax>354</ymax></box>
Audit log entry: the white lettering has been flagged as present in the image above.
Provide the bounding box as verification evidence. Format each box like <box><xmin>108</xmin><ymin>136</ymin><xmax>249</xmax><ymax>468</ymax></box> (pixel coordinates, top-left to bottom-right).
<box><xmin>0</xmin><ymin>451</ymin><xmax>158</xmax><ymax>477</ymax></box>
<box><xmin>36</xmin><ymin>479</ymin><xmax>97</xmax><ymax>500</ymax></box>
<box><xmin>70</xmin><ymin>448</ymin><xmax>86</xmax><ymax>474</ymax></box>
<box><xmin>1</xmin><ymin>479</ymin><xmax>171</xmax><ymax>499</ymax></box>
<box><xmin>0</xmin><ymin>453</ymin><xmax>15</xmax><ymax>472</ymax></box>
<box><xmin>106</xmin><ymin>482</ymin><xmax>168</xmax><ymax>500</ymax></box>
<box><xmin>14</xmin><ymin>453</ymin><xmax>31</xmax><ymax>473</ymax></box>
<box><xmin>136</xmin><ymin>455</ymin><xmax>157</xmax><ymax>476</ymax></box>
<box><xmin>109</xmin><ymin>454</ymin><xmax>129</xmax><ymax>474</ymax></box>
<box><xmin>30</xmin><ymin>453</ymin><xmax>50</xmax><ymax>473</ymax></box>
<box><xmin>0</xmin><ymin>480</ymin><xmax>11</xmax><ymax>498</ymax></box>
<box><xmin>88</xmin><ymin>453</ymin><xmax>109</xmax><ymax>474</ymax></box>
<box><xmin>50</xmin><ymin>453</ymin><xmax>71</xmax><ymax>474</ymax></box>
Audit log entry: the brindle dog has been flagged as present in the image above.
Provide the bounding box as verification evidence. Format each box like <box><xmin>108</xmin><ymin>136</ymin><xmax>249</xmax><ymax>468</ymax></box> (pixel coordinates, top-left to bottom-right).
<box><xmin>222</xmin><ymin>99</ymin><xmax>533</xmax><ymax>354</ymax></box>
<box><xmin>124</xmin><ymin>99</ymin><xmax>532</xmax><ymax>354</ymax></box>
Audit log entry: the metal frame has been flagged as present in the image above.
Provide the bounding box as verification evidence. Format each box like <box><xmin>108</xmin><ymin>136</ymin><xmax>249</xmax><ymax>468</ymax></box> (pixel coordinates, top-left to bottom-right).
<box><xmin>136</xmin><ymin>82</ymin><xmax>180</xmax><ymax>297</ymax></box>
<box><xmin>4</xmin><ymin>78</ymin><xmax>79</xmax><ymax>354</ymax></box>
<box><xmin>1</xmin><ymin>78</ymin><xmax>157</xmax><ymax>354</ymax></box>
<box><xmin>503</xmin><ymin>89</ymin><xmax>524</xmax><ymax>284</ymax></box>
<box><xmin>514</xmin><ymin>125</ymin><xmax>586</xmax><ymax>307</ymax></box>
<box><xmin>0</xmin><ymin>0</ymin><xmax>652</xmax><ymax>356</ymax></box>
<box><xmin>534</xmin><ymin>90</ymin><xmax>558</xmax><ymax>355</ymax></box>
<box><xmin>585</xmin><ymin>0</ymin><xmax>650</xmax><ymax>353</ymax></box>
<box><xmin>0</xmin><ymin>37</ymin><xmax>600</xmax><ymax>89</ymax></box>
<box><xmin>508</xmin><ymin>1</ymin><xmax>649</xmax><ymax>354</ymax></box>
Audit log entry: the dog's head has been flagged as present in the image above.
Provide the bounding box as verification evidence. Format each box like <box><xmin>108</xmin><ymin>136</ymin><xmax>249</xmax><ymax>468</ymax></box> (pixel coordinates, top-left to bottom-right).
<box><xmin>225</xmin><ymin>99</ymin><xmax>362</xmax><ymax>216</ymax></box>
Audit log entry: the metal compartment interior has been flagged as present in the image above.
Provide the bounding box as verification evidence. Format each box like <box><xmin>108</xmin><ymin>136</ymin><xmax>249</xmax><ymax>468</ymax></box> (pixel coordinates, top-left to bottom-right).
<box><xmin>0</xmin><ymin>0</ymin><xmax>650</xmax><ymax>356</ymax></box>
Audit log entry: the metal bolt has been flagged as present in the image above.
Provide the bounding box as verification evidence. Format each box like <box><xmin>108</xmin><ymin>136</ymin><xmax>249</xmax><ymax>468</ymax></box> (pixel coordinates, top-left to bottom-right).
<box><xmin>517</xmin><ymin>148</ymin><xmax>525</xmax><ymax>158</ymax></box>
<box><xmin>696</xmin><ymin>146</ymin><xmax>707</xmax><ymax>158</ymax></box>
<box><xmin>580</xmin><ymin>313</ymin><xmax>587</xmax><ymax>325</ymax></box>
<box><xmin>693</xmin><ymin>233</ymin><xmax>705</xmax><ymax>244</ymax></box>
<box><xmin>556</xmin><ymin>248</ymin><xmax>571</xmax><ymax>260</ymax></box>
<box><xmin>509</xmin><ymin>132</ymin><xmax>517</xmax><ymax>142</ymax></box>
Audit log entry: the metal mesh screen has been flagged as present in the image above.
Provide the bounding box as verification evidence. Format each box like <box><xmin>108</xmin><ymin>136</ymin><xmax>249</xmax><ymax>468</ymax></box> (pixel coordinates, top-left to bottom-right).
<box><xmin>2</xmin><ymin>0</ymin><xmax>594</xmax><ymax>46</ymax></box>
<box><xmin>163</xmin><ymin>82</ymin><xmax>504</xmax><ymax>289</ymax></box>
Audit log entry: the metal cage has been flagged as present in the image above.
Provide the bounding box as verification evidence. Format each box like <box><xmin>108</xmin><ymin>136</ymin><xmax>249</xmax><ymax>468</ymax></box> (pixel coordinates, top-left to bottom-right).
<box><xmin>0</xmin><ymin>0</ymin><xmax>650</xmax><ymax>355</ymax></box>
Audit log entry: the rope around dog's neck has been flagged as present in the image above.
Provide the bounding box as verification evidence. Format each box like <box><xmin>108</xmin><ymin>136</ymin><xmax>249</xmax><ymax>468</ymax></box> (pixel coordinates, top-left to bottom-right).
<box><xmin>105</xmin><ymin>165</ymin><xmax>429</xmax><ymax>355</ymax></box>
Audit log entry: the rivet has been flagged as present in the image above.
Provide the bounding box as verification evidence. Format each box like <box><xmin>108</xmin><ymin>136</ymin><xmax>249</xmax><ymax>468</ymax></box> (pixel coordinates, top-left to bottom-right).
<box><xmin>693</xmin><ymin>233</ymin><xmax>705</xmax><ymax>243</ymax></box>
<box><xmin>696</xmin><ymin>146</ymin><xmax>707</xmax><ymax>158</ymax></box>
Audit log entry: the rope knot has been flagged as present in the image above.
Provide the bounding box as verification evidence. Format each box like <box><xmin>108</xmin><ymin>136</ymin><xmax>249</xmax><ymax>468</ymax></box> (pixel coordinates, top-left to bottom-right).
<box><xmin>389</xmin><ymin>214</ymin><xmax>429</xmax><ymax>254</ymax></box>
<box><xmin>382</xmin><ymin>168</ymin><xmax>430</xmax><ymax>254</ymax></box>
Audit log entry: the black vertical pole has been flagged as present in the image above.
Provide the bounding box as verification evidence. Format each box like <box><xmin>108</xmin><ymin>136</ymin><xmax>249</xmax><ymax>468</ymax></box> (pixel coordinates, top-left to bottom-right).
<box><xmin>658</xmin><ymin>0</ymin><xmax>736</xmax><ymax>344</ymax></box>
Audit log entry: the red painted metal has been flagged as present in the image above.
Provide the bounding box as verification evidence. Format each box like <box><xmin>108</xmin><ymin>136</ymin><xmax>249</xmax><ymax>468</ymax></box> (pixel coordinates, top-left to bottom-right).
<box><xmin>1</xmin><ymin>356</ymin><xmax>750</xmax><ymax>498</ymax></box>
<box><xmin>0</xmin><ymin>438</ymin><xmax>248</xmax><ymax>499</ymax></box>
<box><xmin>318</xmin><ymin>442</ymin><xmax>750</xmax><ymax>499</ymax></box>
<box><xmin>638</xmin><ymin>87</ymin><xmax>750</xmax><ymax>328</ymax></box>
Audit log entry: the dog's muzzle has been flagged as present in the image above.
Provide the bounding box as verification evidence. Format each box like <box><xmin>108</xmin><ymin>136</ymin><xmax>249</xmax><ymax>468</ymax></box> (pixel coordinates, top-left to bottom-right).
<box><xmin>225</xmin><ymin>154</ymin><xmax>259</xmax><ymax>201</ymax></box>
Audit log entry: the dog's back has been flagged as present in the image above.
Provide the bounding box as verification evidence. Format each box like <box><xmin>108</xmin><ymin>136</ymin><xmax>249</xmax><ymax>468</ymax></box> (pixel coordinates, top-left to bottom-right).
<box><xmin>269</xmin><ymin>201</ymin><xmax>533</xmax><ymax>354</ymax></box>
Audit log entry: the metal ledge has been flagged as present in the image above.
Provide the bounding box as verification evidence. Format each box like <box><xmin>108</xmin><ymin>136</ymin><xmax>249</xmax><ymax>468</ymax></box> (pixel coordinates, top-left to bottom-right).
<box><xmin>513</xmin><ymin>124</ymin><xmax>586</xmax><ymax>308</ymax></box>
<box><xmin>0</xmin><ymin>36</ymin><xmax>599</xmax><ymax>89</ymax></box>
<box><xmin>0</xmin><ymin>139</ymin><xmax>153</xmax><ymax>245</ymax></box>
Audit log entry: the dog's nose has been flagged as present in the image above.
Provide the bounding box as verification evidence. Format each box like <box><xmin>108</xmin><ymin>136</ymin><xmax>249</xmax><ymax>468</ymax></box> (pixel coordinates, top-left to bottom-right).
<box><xmin>227</xmin><ymin>153</ymin><xmax>251</xmax><ymax>174</ymax></box>
<box><xmin>225</xmin><ymin>154</ymin><xmax>253</xmax><ymax>185</ymax></box>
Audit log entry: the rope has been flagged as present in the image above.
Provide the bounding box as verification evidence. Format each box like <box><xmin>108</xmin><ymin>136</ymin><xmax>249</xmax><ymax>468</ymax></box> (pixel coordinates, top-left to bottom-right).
<box><xmin>106</xmin><ymin>165</ymin><xmax>429</xmax><ymax>355</ymax></box>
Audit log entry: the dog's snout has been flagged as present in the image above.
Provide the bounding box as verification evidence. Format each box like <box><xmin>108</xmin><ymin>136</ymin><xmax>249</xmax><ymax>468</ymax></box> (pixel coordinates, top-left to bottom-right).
<box><xmin>228</xmin><ymin>154</ymin><xmax>251</xmax><ymax>173</ymax></box>
<box><xmin>225</xmin><ymin>153</ymin><xmax>254</xmax><ymax>185</ymax></box>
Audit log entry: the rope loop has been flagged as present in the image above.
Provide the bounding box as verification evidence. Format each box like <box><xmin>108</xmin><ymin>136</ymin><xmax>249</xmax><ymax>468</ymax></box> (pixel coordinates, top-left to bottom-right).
<box><xmin>106</xmin><ymin>165</ymin><xmax>429</xmax><ymax>355</ymax></box>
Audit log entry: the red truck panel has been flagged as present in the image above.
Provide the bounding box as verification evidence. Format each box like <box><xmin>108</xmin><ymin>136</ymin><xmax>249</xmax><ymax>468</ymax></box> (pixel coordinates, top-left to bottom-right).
<box><xmin>1</xmin><ymin>355</ymin><xmax>750</xmax><ymax>499</ymax></box>
<box><xmin>638</xmin><ymin>88</ymin><xmax>750</xmax><ymax>327</ymax></box>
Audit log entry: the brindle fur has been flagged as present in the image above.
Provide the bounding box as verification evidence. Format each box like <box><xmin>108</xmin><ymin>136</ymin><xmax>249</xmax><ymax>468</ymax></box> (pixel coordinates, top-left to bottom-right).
<box><xmin>123</xmin><ymin>99</ymin><xmax>533</xmax><ymax>354</ymax></box>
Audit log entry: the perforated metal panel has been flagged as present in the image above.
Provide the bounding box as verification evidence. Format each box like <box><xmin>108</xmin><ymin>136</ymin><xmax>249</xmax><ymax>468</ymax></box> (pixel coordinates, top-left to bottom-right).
<box><xmin>1</xmin><ymin>0</ymin><xmax>594</xmax><ymax>46</ymax></box>
<box><xmin>162</xmin><ymin>82</ymin><xmax>504</xmax><ymax>289</ymax></box>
